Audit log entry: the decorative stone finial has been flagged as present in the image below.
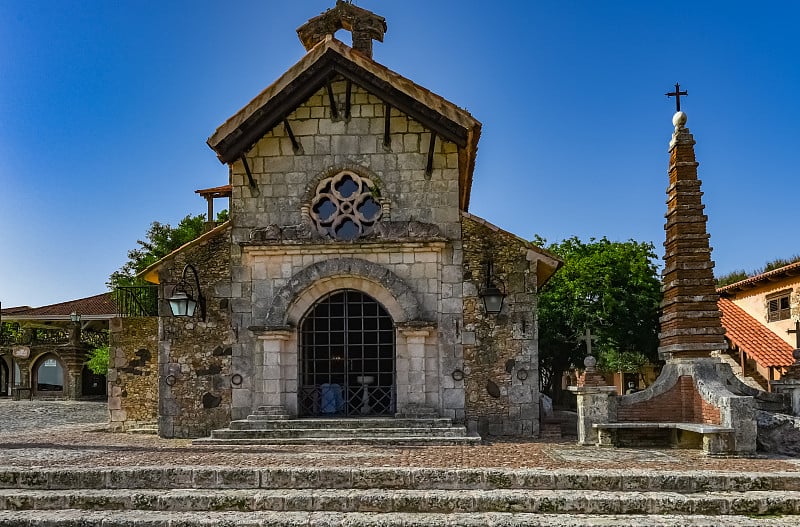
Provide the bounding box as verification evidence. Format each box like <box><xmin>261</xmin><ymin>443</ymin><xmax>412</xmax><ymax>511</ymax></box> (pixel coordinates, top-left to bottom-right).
<box><xmin>297</xmin><ymin>1</ymin><xmax>387</xmax><ymax>58</ymax></box>
<box><xmin>584</xmin><ymin>355</ymin><xmax>597</xmax><ymax>372</ymax></box>
<box><xmin>672</xmin><ymin>111</ymin><xmax>688</xmax><ymax>129</ymax></box>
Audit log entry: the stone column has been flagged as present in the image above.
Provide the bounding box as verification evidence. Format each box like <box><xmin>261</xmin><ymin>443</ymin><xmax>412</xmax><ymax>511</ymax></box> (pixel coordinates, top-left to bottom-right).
<box><xmin>396</xmin><ymin>323</ymin><xmax>437</xmax><ymax>417</ymax></box>
<box><xmin>257</xmin><ymin>329</ymin><xmax>293</xmax><ymax>412</ymax></box>
<box><xmin>61</xmin><ymin>344</ymin><xmax>86</xmax><ymax>400</ymax></box>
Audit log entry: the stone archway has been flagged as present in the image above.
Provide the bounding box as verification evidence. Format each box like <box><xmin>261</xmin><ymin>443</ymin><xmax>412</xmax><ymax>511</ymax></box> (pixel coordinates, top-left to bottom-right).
<box><xmin>256</xmin><ymin>258</ymin><xmax>437</xmax><ymax>417</ymax></box>
<box><xmin>265</xmin><ymin>258</ymin><xmax>421</xmax><ymax>328</ymax></box>
<box><xmin>0</xmin><ymin>358</ymin><xmax>9</xmax><ymax>397</ymax></box>
<box><xmin>32</xmin><ymin>353</ymin><xmax>65</xmax><ymax>396</ymax></box>
<box><xmin>297</xmin><ymin>289</ymin><xmax>396</xmax><ymax>417</ymax></box>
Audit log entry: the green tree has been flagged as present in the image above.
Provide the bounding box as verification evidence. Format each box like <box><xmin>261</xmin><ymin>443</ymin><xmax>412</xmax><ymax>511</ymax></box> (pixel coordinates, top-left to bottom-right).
<box><xmin>108</xmin><ymin>211</ymin><xmax>227</xmax><ymax>288</ymax></box>
<box><xmin>85</xmin><ymin>346</ymin><xmax>110</xmax><ymax>375</ymax></box>
<box><xmin>715</xmin><ymin>254</ymin><xmax>800</xmax><ymax>287</ymax></box>
<box><xmin>715</xmin><ymin>269</ymin><xmax>748</xmax><ymax>288</ymax></box>
<box><xmin>534</xmin><ymin>237</ymin><xmax>662</xmax><ymax>401</ymax></box>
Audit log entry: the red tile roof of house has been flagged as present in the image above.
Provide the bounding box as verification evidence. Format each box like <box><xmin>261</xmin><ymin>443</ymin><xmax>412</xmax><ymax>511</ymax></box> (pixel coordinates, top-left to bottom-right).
<box><xmin>0</xmin><ymin>305</ymin><xmax>32</xmax><ymax>315</ymax></box>
<box><xmin>718</xmin><ymin>297</ymin><xmax>795</xmax><ymax>367</ymax></box>
<box><xmin>718</xmin><ymin>260</ymin><xmax>800</xmax><ymax>295</ymax></box>
<box><xmin>2</xmin><ymin>293</ymin><xmax>117</xmax><ymax>320</ymax></box>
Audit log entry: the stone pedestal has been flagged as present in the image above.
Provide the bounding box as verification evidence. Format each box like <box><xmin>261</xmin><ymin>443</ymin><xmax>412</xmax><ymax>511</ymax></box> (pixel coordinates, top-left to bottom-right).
<box><xmin>772</xmin><ymin>381</ymin><xmax>800</xmax><ymax>417</ymax></box>
<box><xmin>771</xmin><ymin>352</ymin><xmax>800</xmax><ymax>416</ymax></box>
<box><xmin>257</xmin><ymin>329</ymin><xmax>293</xmax><ymax>412</ymax></box>
<box><xmin>569</xmin><ymin>385</ymin><xmax>617</xmax><ymax>446</ymax></box>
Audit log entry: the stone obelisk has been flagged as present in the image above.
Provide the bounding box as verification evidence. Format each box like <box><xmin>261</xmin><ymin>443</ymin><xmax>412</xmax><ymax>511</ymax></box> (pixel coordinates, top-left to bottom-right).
<box><xmin>658</xmin><ymin>110</ymin><xmax>727</xmax><ymax>361</ymax></box>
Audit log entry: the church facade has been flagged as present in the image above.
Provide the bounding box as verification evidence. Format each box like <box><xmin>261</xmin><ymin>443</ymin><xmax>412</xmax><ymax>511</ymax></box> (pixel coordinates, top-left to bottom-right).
<box><xmin>140</xmin><ymin>2</ymin><xmax>560</xmax><ymax>439</ymax></box>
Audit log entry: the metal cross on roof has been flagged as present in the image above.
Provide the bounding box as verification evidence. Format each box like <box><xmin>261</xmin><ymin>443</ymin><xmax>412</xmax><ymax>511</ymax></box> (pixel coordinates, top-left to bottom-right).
<box><xmin>579</xmin><ymin>327</ymin><xmax>598</xmax><ymax>356</ymax></box>
<box><xmin>666</xmin><ymin>82</ymin><xmax>688</xmax><ymax>112</ymax></box>
<box><xmin>788</xmin><ymin>320</ymin><xmax>800</xmax><ymax>349</ymax></box>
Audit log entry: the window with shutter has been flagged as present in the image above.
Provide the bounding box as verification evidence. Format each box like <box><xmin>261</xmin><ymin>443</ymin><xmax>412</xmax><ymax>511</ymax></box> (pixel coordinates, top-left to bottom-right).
<box><xmin>767</xmin><ymin>292</ymin><xmax>792</xmax><ymax>322</ymax></box>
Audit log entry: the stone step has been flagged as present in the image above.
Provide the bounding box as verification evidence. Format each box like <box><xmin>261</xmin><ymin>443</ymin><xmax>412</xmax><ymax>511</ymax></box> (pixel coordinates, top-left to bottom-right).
<box><xmin>220</xmin><ymin>425</ymin><xmax>467</xmax><ymax>437</ymax></box>
<box><xmin>239</xmin><ymin>417</ymin><xmax>455</xmax><ymax>428</ymax></box>
<box><xmin>193</xmin><ymin>435</ymin><xmax>480</xmax><ymax>446</ymax></box>
<box><xmin>126</xmin><ymin>426</ymin><xmax>158</xmax><ymax>435</ymax></box>
<box><xmin>1</xmin><ymin>510</ymin><xmax>797</xmax><ymax>526</ymax></box>
<box><xmin>4</xmin><ymin>467</ymin><xmax>800</xmax><ymax>492</ymax></box>
<box><xmin>2</xmin><ymin>488</ymin><xmax>800</xmax><ymax>516</ymax></box>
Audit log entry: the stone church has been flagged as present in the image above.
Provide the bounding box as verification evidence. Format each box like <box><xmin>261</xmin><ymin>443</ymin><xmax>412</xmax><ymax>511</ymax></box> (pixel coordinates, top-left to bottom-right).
<box><xmin>136</xmin><ymin>2</ymin><xmax>560</xmax><ymax>439</ymax></box>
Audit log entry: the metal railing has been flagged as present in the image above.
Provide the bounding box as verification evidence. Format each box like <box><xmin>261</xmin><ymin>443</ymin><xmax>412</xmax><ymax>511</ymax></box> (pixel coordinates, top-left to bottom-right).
<box><xmin>113</xmin><ymin>286</ymin><xmax>159</xmax><ymax>317</ymax></box>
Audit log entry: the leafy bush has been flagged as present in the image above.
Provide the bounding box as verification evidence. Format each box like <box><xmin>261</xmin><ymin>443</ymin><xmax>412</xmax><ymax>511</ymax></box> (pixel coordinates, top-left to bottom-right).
<box><xmin>86</xmin><ymin>346</ymin><xmax>110</xmax><ymax>375</ymax></box>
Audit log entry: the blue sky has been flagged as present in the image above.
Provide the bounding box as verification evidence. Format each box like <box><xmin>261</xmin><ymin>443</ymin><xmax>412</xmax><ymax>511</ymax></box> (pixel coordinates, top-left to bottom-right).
<box><xmin>1</xmin><ymin>1</ymin><xmax>798</xmax><ymax>308</ymax></box>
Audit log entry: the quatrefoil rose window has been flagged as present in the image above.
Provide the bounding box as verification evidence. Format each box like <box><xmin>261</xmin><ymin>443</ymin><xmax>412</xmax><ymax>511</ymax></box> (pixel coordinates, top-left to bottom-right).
<box><xmin>310</xmin><ymin>171</ymin><xmax>383</xmax><ymax>240</ymax></box>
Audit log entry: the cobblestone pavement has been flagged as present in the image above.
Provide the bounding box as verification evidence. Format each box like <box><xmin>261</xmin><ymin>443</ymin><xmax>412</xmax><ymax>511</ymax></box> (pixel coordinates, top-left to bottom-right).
<box><xmin>0</xmin><ymin>399</ymin><xmax>107</xmax><ymax>435</ymax></box>
<box><xmin>1</xmin><ymin>400</ymin><xmax>799</xmax><ymax>472</ymax></box>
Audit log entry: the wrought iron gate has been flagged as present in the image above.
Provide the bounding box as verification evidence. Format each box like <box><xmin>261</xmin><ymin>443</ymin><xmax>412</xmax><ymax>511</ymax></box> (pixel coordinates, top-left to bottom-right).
<box><xmin>299</xmin><ymin>290</ymin><xmax>395</xmax><ymax>416</ymax></box>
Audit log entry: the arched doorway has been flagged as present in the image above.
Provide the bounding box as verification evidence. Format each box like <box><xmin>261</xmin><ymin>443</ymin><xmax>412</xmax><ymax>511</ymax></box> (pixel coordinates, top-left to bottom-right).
<box><xmin>33</xmin><ymin>353</ymin><xmax>65</xmax><ymax>396</ymax></box>
<box><xmin>0</xmin><ymin>359</ymin><xmax>8</xmax><ymax>397</ymax></box>
<box><xmin>298</xmin><ymin>289</ymin><xmax>395</xmax><ymax>417</ymax></box>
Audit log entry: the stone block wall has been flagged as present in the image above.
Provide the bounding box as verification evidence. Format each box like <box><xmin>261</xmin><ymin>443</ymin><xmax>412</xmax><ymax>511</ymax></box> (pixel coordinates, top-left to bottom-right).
<box><xmin>228</xmin><ymin>76</ymin><xmax>462</xmax><ymax>244</ymax></box>
<box><xmin>108</xmin><ymin>317</ymin><xmax>158</xmax><ymax>431</ymax></box>
<box><xmin>224</xmin><ymin>77</ymin><xmax>467</xmax><ymax>423</ymax></box>
<box><xmin>461</xmin><ymin>215</ymin><xmax>540</xmax><ymax>437</ymax></box>
<box><xmin>157</xmin><ymin>226</ymin><xmax>235</xmax><ymax>438</ymax></box>
<box><xmin>238</xmin><ymin>244</ymin><xmax>464</xmax><ymax>421</ymax></box>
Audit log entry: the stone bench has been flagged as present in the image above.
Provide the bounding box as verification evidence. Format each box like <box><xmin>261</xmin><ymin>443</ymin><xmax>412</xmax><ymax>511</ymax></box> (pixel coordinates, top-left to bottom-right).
<box><xmin>592</xmin><ymin>422</ymin><xmax>735</xmax><ymax>456</ymax></box>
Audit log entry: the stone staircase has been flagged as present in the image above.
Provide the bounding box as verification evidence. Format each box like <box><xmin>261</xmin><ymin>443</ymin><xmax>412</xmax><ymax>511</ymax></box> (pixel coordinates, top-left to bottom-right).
<box><xmin>1</xmin><ymin>466</ymin><xmax>800</xmax><ymax>526</ymax></box>
<box><xmin>192</xmin><ymin>405</ymin><xmax>480</xmax><ymax>446</ymax></box>
<box><xmin>713</xmin><ymin>350</ymin><xmax>768</xmax><ymax>390</ymax></box>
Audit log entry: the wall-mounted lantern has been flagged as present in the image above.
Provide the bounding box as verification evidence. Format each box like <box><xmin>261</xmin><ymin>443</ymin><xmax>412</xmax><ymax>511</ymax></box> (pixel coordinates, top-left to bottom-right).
<box><xmin>479</xmin><ymin>261</ymin><xmax>506</xmax><ymax>315</ymax></box>
<box><xmin>68</xmin><ymin>311</ymin><xmax>81</xmax><ymax>346</ymax></box>
<box><xmin>167</xmin><ymin>264</ymin><xmax>206</xmax><ymax>321</ymax></box>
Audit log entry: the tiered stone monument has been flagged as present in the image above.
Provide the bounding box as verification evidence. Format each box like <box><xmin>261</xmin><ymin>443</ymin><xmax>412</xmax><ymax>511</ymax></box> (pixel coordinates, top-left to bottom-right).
<box><xmin>574</xmin><ymin>93</ymin><xmax>759</xmax><ymax>456</ymax></box>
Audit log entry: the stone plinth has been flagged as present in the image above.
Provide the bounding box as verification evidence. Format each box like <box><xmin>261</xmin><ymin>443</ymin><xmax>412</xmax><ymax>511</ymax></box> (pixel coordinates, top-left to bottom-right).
<box><xmin>568</xmin><ymin>384</ymin><xmax>617</xmax><ymax>446</ymax></box>
<box><xmin>771</xmin><ymin>352</ymin><xmax>800</xmax><ymax>416</ymax></box>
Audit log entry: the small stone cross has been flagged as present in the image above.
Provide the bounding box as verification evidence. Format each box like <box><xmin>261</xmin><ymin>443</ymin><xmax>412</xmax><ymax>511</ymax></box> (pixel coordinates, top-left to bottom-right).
<box><xmin>666</xmin><ymin>82</ymin><xmax>688</xmax><ymax>112</ymax></box>
<box><xmin>579</xmin><ymin>328</ymin><xmax>597</xmax><ymax>356</ymax></box>
<box><xmin>788</xmin><ymin>320</ymin><xmax>800</xmax><ymax>350</ymax></box>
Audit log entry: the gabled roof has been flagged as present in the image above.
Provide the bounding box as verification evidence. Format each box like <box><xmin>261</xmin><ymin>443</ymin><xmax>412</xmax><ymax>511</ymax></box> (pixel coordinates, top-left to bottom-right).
<box><xmin>139</xmin><ymin>221</ymin><xmax>231</xmax><ymax>284</ymax></box>
<box><xmin>2</xmin><ymin>293</ymin><xmax>117</xmax><ymax>322</ymax></box>
<box><xmin>718</xmin><ymin>260</ymin><xmax>800</xmax><ymax>295</ymax></box>
<box><xmin>461</xmin><ymin>211</ymin><xmax>563</xmax><ymax>287</ymax></box>
<box><xmin>207</xmin><ymin>36</ymin><xmax>482</xmax><ymax>210</ymax></box>
<box><xmin>719</xmin><ymin>297</ymin><xmax>795</xmax><ymax>367</ymax></box>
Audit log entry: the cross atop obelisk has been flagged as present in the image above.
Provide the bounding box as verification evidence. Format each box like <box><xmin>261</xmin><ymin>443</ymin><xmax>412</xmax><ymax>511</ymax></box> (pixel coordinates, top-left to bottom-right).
<box><xmin>666</xmin><ymin>82</ymin><xmax>688</xmax><ymax>112</ymax></box>
<box><xmin>579</xmin><ymin>328</ymin><xmax>597</xmax><ymax>356</ymax></box>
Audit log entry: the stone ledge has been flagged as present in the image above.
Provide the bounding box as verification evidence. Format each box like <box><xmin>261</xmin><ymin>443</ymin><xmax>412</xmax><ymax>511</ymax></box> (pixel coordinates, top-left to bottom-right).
<box><xmin>593</xmin><ymin>422</ymin><xmax>734</xmax><ymax>433</ymax></box>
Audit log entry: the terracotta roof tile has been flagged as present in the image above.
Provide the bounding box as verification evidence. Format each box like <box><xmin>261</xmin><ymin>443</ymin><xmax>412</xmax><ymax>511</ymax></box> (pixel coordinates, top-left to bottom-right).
<box><xmin>3</xmin><ymin>293</ymin><xmax>117</xmax><ymax>319</ymax></box>
<box><xmin>719</xmin><ymin>297</ymin><xmax>795</xmax><ymax>367</ymax></box>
